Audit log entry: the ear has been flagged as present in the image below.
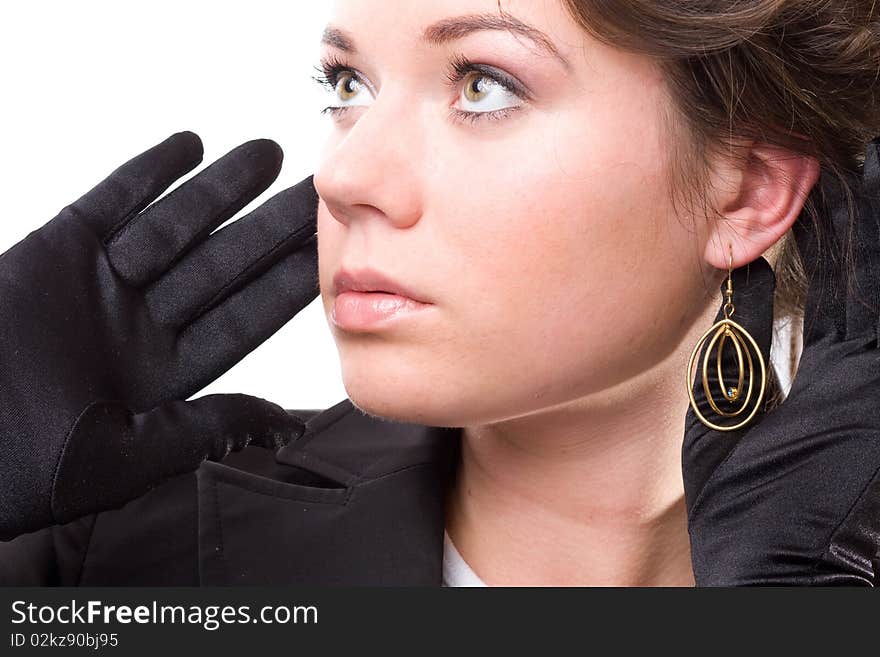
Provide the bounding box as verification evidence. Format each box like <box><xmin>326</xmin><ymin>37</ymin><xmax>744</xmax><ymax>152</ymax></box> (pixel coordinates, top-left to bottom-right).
<box><xmin>704</xmin><ymin>140</ymin><xmax>821</xmax><ymax>270</ymax></box>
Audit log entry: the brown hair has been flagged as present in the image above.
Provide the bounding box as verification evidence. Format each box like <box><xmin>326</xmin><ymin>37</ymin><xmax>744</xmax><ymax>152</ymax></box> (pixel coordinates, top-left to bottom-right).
<box><xmin>501</xmin><ymin>1</ymin><xmax>880</xmax><ymax>403</ymax></box>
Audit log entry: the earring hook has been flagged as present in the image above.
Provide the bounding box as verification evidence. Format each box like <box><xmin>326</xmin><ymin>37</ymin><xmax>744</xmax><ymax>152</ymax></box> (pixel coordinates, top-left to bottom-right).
<box><xmin>723</xmin><ymin>244</ymin><xmax>735</xmax><ymax>319</ymax></box>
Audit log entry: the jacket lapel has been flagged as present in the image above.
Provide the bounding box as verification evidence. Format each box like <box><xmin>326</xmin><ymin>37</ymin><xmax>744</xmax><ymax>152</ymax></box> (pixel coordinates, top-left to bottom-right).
<box><xmin>196</xmin><ymin>398</ymin><xmax>461</xmax><ymax>585</ymax></box>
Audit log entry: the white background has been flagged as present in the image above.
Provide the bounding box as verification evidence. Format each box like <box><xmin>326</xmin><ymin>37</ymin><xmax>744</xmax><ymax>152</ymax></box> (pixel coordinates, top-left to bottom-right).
<box><xmin>0</xmin><ymin>1</ymin><xmax>347</xmax><ymax>411</ymax></box>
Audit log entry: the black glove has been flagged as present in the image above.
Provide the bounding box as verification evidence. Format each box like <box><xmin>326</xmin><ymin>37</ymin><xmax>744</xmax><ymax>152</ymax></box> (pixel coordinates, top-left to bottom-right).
<box><xmin>682</xmin><ymin>136</ymin><xmax>880</xmax><ymax>585</ymax></box>
<box><xmin>0</xmin><ymin>131</ymin><xmax>320</xmax><ymax>540</ymax></box>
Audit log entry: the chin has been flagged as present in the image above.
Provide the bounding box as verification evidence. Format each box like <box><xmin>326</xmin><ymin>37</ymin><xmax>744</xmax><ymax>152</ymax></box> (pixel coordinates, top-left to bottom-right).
<box><xmin>342</xmin><ymin>375</ymin><xmax>444</xmax><ymax>427</ymax></box>
<box><xmin>339</xmin><ymin>357</ymin><xmax>471</xmax><ymax>428</ymax></box>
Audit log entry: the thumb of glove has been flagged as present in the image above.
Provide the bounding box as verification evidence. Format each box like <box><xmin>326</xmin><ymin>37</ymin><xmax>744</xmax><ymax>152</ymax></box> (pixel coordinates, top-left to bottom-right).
<box><xmin>682</xmin><ymin>255</ymin><xmax>777</xmax><ymax>515</ymax></box>
<box><xmin>48</xmin><ymin>393</ymin><xmax>306</xmax><ymax>529</ymax></box>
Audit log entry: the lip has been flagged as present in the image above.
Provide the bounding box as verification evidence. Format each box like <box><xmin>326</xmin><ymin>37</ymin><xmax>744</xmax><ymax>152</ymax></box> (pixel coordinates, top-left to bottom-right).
<box><xmin>331</xmin><ymin>291</ymin><xmax>433</xmax><ymax>332</ymax></box>
<box><xmin>332</xmin><ymin>266</ymin><xmax>432</xmax><ymax>304</ymax></box>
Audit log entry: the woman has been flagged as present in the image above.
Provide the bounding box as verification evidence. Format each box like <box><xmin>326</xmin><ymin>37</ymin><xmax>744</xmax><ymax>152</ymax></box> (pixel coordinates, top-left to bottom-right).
<box><xmin>0</xmin><ymin>0</ymin><xmax>878</xmax><ymax>586</ymax></box>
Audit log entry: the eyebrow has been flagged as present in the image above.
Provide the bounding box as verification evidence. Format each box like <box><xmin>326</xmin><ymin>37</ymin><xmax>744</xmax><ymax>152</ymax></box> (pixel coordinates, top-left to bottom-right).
<box><xmin>321</xmin><ymin>12</ymin><xmax>572</xmax><ymax>71</ymax></box>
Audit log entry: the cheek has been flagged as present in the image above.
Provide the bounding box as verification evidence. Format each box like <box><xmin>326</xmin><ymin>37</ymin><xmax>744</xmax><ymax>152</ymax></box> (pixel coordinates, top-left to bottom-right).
<box><xmin>412</xmin><ymin>110</ymin><xmax>703</xmax><ymax>420</ymax></box>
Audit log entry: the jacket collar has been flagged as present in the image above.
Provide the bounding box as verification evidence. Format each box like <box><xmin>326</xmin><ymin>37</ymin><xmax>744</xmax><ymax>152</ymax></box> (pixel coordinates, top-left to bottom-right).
<box><xmin>196</xmin><ymin>398</ymin><xmax>462</xmax><ymax>585</ymax></box>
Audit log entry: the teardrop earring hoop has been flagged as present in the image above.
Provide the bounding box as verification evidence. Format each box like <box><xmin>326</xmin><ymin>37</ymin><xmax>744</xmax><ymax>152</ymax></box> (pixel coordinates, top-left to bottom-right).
<box><xmin>686</xmin><ymin>245</ymin><xmax>767</xmax><ymax>432</ymax></box>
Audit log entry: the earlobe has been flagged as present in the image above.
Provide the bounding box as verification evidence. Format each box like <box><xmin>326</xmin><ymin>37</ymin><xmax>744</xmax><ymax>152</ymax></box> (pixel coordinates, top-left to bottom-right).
<box><xmin>704</xmin><ymin>142</ymin><xmax>821</xmax><ymax>271</ymax></box>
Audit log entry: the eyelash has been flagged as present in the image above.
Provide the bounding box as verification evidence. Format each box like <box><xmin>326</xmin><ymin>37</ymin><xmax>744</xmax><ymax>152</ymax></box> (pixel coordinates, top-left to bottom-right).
<box><xmin>311</xmin><ymin>53</ymin><xmax>529</xmax><ymax>125</ymax></box>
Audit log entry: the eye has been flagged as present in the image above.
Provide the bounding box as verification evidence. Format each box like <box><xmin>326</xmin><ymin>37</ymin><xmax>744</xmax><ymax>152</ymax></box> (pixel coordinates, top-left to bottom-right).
<box><xmin>444</xmin><ymin>53</ymin><xmax>531</xmax><ymax>125</ymax></box>
<box><xmin>311</xmin><ymin>54</ymin><xmax>372</xmax><ymax>115</ymax></box>
<box><xmin>311</xmin><ymin>53</ymin><xmax>531</xmax><ymax>125</ymax></box>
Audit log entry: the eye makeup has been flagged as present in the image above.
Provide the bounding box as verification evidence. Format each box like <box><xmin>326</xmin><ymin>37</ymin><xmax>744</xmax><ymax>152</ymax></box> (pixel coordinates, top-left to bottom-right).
<box><xmin>311</xmin><ymin>52</ymin><xmax>533</xmax><ymax>125</ymax></box>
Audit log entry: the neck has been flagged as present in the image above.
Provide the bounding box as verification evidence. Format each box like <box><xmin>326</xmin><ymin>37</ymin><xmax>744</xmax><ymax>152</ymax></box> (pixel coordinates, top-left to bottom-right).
<box><xmin>444</xmin><ymin>298</ymin><xmax>725</xmax><ymax>587</ymax></box>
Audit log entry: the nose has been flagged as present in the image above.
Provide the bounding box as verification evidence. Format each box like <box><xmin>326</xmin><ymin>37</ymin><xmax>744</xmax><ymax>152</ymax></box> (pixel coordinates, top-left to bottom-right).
<box><xmin>313</xmin><ymin>93</ymin><xmax>425</xmax><ymax>231</ymax></box>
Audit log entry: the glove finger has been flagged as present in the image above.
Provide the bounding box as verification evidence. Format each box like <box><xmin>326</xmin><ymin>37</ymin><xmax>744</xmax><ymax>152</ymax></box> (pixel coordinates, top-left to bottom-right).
<box><xmin>844</xmin><ymin>136</ymin><xmax>880</xmax><ymax>343</ymax></box>
<box><xmin>173</xmin><ymin>236</ymin><xmax>319</xmax><ymax>388</ymax></box>
<box><xmin>145</xmin><ymin>176</ymin><xmax>318</xmax><ymax>328</ymax></box>
<box><xmin>792</xmin><ymin>176</ymin><xmax>848</xmax><ymax>346</ymax></box>
<box><xmin>682</xmin><ymin>256</ymin><xmax>776</xmax><ymax>513</ymax></box>
<box><xmin>105</xmin><ymin>138</ymin><xmax>284</xmax><ymax>288</ymax></box>
<box><xmin>67</xmin><ymin>131</ymin><xmax>204</xmax><ymax>238</ymax></box>
<box><xmin>51</xmin><ymin>394</ymin><xmax>306</xmax><ymax>525</ymax></box>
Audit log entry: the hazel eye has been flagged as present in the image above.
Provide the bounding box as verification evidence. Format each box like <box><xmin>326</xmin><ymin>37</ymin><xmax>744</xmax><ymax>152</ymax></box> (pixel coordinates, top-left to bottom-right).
<box><xmin>334</xmin><ymin>71</ymin><xmax>364</xmax><ymax>103</ymax></box>
<box><xmin>444</xmin><ymin>56</ymin><xmax>530</xmax><ymax>122</ymax></box>
<box><xmin>312</xmin><ymin>57</ymin><xmax>373</xmax><ymax>113</ymax></box>
<box><xmin>462</xmin><ymin>71</ymin><xmax>506</xmax><ymax>103</ymax></box>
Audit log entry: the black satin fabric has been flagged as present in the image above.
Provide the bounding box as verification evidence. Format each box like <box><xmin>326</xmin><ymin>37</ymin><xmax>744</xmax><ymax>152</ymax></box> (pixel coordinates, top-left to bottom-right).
<box><xmin>0</xmin><ymin>401</ymin><xmax>459</xmax><ymax>586</ymax></box>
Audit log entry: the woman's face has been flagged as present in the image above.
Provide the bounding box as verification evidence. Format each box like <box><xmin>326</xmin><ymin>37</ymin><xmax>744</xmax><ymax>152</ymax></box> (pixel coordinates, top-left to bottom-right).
<box><xmin>313</xmin><ymin>0</ymin><xmax>722</xmax><ymax>427</ymax></box>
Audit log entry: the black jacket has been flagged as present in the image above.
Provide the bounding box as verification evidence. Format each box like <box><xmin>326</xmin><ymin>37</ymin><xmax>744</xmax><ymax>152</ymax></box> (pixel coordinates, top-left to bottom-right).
<box><xmin>0</xmin><ymin>398</ymin><xmax>462</xmax><ymax>585</ymax></box>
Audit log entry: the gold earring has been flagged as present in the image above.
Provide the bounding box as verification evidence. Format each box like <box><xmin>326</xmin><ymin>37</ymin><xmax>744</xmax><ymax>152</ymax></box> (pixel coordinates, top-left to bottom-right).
<box><xmin>686</xmin><ymin>245</ymin><xmax>767</xmax><ymax>431</ymax></box>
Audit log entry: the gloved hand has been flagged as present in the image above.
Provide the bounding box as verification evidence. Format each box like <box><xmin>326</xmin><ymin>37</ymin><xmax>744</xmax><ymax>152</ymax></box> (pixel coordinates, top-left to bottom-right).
<box><xmin>0</xmin><ymin>131</ymin><xmax>320</xmax><ymax>540</ymax></box>
<box><xmin>682</xmin><ymin>136</ymin><xmax>880</xmax><ymax>585</ymax></box>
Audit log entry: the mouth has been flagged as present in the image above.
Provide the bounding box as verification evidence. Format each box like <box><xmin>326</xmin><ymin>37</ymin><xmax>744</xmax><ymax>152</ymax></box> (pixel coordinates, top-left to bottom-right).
<box><xmin>330</xmin><ymin>290</ymin><xmax>434</xmax><ymax>332</ymax></box>
<box><xmin>329</xmin><ymin>265</ymin><xmax>435</xmax><ymax>332</ymax></box>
